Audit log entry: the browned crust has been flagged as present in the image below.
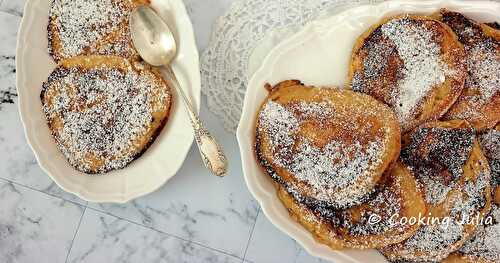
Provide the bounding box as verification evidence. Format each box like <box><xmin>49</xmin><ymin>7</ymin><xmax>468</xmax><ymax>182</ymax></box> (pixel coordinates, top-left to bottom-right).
<box><xmin>441</xmin><ymin>124</ymin><xmax>500</xmax><ymax>263</ymax></box>
<box><xmin>275</xmin><ymin>161</ymin><xmax>426</xmax><ymax>250</ymax></box>
<box><xmin>435</xmin><ymin>9</ymin><xmax>500</xmax><ymax>131</ymax></box>
<box><xmin>47</xmin><ymin>0</ymin><xmax>150</xmax><ymax>62</ymax></box>
<box><xmin>495</xmin><ymin>185</ymin><xmax>500</xmax><ymax>205</ymax></box>
<box><xmin>486</xmin><ymin>22</ymin><xmax>500</xmax><ymax>30</ymax></box>
<box><xmin>442</xmin><ymin>253</ymin><xmax>496</xmax><ymax>263</ymax></box>
<box><xmin>347</xmin><ymin>14</ymin><xmax>467</xmax><ymax>133</ymax></box>
<box><xmin>253</xmin><ymin>80</ymin><xmax>401</xmax><ymax>210</ymax></box>
<box><xmin>381</xmin><ymin>120</ymin><xmax>492</xmax><ymax>262</ymax></box>
<box><xmin>40</xmin><ymin>55</ymin><xmax>173</xmax><ymax>174</ymax></box>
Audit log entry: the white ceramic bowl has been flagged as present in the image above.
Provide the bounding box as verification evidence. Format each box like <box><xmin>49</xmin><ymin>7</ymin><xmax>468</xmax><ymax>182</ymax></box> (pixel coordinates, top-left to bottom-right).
<box><xmin>237</xmin><ymin>1</ymin><xmax>500</xmax><ymax>262</ymax></box>
<box><xmin>16</xmin><ymin>0</ymin><xmax>201</xmax><ymax>203</ymax></box>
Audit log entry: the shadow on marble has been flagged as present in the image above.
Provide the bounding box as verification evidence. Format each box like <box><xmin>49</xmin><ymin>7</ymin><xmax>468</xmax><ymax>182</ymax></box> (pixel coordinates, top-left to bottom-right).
<box><xmin>0</xmin><ymin>0</ymin><xmax>26</xmax><ymax>16</ymax></box>
<box><xmin>244</xmin><ymin>212</ymin><xmax>328</xmax><ymax>263</ymax></box>
<box><xmin>88</xmin><ymin>108</ymin><xmax>260</xmax><ymax>258</ymax></box>
<box><xmin>182</xmin><ymin>0</ymin><xmax>235</xmax><ymax>51</ymax></box>
<box><xmin>88</xmin><ymin>146</ymin><xmax>259</xmax><ymax>257</ymax></box>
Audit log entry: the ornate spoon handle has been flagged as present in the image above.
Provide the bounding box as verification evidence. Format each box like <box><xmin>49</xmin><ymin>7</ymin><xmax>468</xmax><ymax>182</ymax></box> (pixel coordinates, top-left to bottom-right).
<box><xmin>164</xmin><ymin>66</ymin><xmax>228</xmax><ymax>177</ymax></box>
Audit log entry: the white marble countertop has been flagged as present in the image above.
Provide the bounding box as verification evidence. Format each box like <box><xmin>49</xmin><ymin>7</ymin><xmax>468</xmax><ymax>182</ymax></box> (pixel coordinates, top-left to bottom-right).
<box><xmin>0</xmin><ymin>0</ymin><xmax>327</xmax><ymax>262</ymax></box>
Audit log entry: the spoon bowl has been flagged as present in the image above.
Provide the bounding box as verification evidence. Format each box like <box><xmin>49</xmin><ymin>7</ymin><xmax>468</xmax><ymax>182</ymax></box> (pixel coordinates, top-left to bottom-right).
<box><xmin>129</xmin><ymin>6</ymin><xmax>229</xmax><ymax>177</ymax></box>
<box><xmin>130</xmin><ymin>6</ymin><xmax>177</xmax><ymax>66</ymax></box>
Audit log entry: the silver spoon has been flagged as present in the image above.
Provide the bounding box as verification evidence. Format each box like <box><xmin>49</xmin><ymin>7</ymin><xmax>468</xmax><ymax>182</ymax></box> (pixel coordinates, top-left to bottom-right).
<box><xmin>130</xmin><ymin>6</ymin><xmax>228</xmax><ymax>177</ymax></box>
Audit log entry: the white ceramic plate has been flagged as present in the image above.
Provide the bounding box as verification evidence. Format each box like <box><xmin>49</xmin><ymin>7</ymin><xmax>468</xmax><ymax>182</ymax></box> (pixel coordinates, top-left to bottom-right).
<box><xmin>16</xmin><ymin>0</ymin><xmax>201</xmax><ymax>203</ymax></box>
<box><xmin>237</xmin><ymin>1</ymin><xmax>500</xmax><ymax>262</ymax></box>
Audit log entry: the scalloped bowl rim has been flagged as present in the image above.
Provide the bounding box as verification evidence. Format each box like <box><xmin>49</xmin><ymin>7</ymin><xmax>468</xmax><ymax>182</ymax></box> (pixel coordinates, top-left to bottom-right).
<box><xmin>16</xmin><ymin>0</ymin><xmax>201</xmax><ymax>203</ymax></box>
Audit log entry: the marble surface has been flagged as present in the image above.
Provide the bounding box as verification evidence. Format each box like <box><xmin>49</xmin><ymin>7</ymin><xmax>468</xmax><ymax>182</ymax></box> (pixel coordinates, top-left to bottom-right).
<box><xmin>0</xmin><ymin>0</ymin><xmax>328</xmax><ymax>262</ymax></box>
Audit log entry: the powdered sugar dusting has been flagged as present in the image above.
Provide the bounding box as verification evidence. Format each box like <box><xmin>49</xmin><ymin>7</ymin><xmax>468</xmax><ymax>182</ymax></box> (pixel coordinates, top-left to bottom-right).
<box><xmin>258</xmin><ymin>99</ymin><xmax>385</xmax><ymax>208</ymax></box>
<box><xmin>459</xmin><ymin>204</ymin><xmax>500</xmax><ymax>262</ymax></box>
<box><xmin>404</xmin><ymin>221</ymin><xmax>464</xmax><ymax>255</ymax></box>
<box><xmin>347</xmin><ymin>180</ymin><xmax>404</xmax><ymax>237</ymax></box>
<box><xmin>258</xmin><ymin>101</ymin><xmax>299</xmax><ymax>163</ymax></box>
<box><xmin>416</xmin><ymin>168</ymin><xmax>453</xmax><ymax>205</ymax></box>
<box><xmin>279</xmin><ymin>165</ymin><xmax>408</xmax><ymax>247</ymax></box>
<box><xmin>360</xmin><ymin>38</ymin><xmax>394</xmax><ymax>79</ymax></box>
<box><xmin>466</xmin><ymin>41</ymin><xmax>499</xmax><ymax>102</ymax></box>
<box><xmin>454</xmin><ymin>129</ymin><xmax>500</xmax><ymax>262</ymax></box>
<box><xmin>49</xmin><ymin>0</ymin><xmax>136</xmax><ymax>59</ymax></box>
<box><xmin>452</xmin><ymin>169</ymin><xmax>489</xmax><ymax>221</ymax></box>
<box><xmin>481</xmin><ymin>129</ymin><xmax>500</xmax><ymax>188</ymax></box>
<box><xmin>380</xmin><ymin>17</ymin><xmax>450</xmax><ymax>122</ymax></box>
<box><xmin>42</xmin><ymin>63</ymin><xmax>169</xmax><ymax>174</ymax></box>
<box><xmin>440</xmin><ymin>10</ymin><xmax>500</xmax><ymax>123</ymax></box>
<box><xmin>402</xmin><ymin>126</ymin><xmax>475</xmax><ymax>204</ymax></box>
<box><xmin>391</xmin><ymin>124</ymin><xmax>491</xmax><ymax>261</ymax></box>
<box><xmin>290</xmin><ymin>139</ymin><xmax>383</xmax><ymax>200</ymax></box>
<box><xmin>481</xmin><ymin>129</ymin><xmax>500</xmax><ymax>160</ymax></box>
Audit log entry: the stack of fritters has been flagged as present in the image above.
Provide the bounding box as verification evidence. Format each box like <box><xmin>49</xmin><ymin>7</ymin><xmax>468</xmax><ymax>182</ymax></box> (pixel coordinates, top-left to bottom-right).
<box><xmin>381</xmin><ymin>120</ymin><xmax>492</xmax><ymax>262</ymax></box>
<box><xmin>437</xmin><ymin>11</ymin><xmax>500</xmax><ymax>131</ymax></box>
<box><xmin>255</xmin><ymin>80</ymin><xmax>426</xmax><ymax>249</ymax></box>
<box><xmin>254</xmin><ymin>10</ymin><xmax>499</xmax><ymax>262</ymax></box>
<box><xmin>42</xmin><ymin>0</ymin><xmax>173</xmax><ymax>174</ymax></box>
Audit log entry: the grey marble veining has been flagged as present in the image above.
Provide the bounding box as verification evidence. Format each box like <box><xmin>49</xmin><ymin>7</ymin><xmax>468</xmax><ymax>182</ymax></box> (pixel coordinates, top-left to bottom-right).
<box><xmin>0</xmin><ymin>0</ymin><xmax>26</xmax><ymax>16</ymax></box>
<box><xmin>0</xmin><ymin>181</ymin><xmax>84</xmax><ymax>263</ymax></box>
<box><xmin>0</xmin><ymin>11</ymin><xmax>18</xmax><ymax>109</ymax></box>
<box><xmin>0</xmin><ymin>11</ymin><xmax>87</xmax><ymax>206</ymax></box>
<box><xmin>68</xmin><ymin>208</ymin><xmax>242</xmax><ymax>263</ymax></box>
<box><xmin>0</xmin><ymin>54</ymin><xmax>16</xmax><ymax>106</ymax></box>
<box><xmin>88</xmin><ymin>113</ymin><xmax>260</xmax><ymax>257</ymax></box>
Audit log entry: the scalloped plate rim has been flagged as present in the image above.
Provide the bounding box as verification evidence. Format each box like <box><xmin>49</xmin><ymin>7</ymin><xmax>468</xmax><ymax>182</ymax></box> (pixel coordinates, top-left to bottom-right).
<box><xmin>237</xmin><ymin>0</ymin><xmax>500</xmax><ymax>262</ymax></box>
